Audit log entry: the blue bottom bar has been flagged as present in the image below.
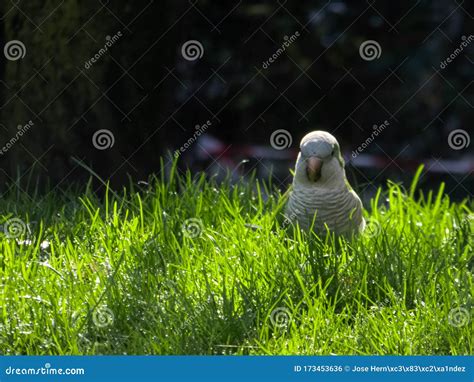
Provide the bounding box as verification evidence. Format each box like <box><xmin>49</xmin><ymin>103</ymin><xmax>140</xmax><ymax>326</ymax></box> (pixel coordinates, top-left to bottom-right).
<box><xmin>1</xmin><ymin>356</ymin><xmax>472</xmax><ymax>382</ymax></box>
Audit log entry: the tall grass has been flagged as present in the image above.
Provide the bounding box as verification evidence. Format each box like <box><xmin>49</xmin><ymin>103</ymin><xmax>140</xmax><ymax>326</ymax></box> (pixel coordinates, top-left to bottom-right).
<box><xmin>0</xmin><ymin>165</ymin><xmax>472</xmax><ymax>355</ymax></box>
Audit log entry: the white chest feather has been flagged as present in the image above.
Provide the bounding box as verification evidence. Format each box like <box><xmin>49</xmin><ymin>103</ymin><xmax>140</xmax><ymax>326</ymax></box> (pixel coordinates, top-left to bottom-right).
<box><xmin>286</xmin><ymin>184</ymin><xmax>363</xmax><ymax>236</ymax></box>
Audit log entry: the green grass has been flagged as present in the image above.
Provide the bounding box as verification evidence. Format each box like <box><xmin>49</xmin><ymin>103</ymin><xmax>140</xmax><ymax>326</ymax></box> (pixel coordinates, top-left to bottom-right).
<box><xmin>0</xmin><ymin>164</ymin><xmax>472</xmax><ymax>355</ymax></box>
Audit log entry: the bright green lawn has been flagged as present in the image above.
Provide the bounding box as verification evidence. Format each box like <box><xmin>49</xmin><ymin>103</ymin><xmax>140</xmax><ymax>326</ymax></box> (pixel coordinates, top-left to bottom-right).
<box><xmin>0</xmin><ymin>165</ymin><xmax>472</xmax><ymax>355</ymax></box>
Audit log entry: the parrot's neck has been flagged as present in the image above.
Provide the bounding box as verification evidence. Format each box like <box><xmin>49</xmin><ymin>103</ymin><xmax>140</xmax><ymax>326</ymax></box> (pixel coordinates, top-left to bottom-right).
<box><xmin>294</xmin><ymin>171</ymin><xmax>348</xmax><ymax>190</ymax></box>
<box><xmin>293</xmin><ymin>180</ymin><xmax>349</xmax><ymax>196</ymax></box>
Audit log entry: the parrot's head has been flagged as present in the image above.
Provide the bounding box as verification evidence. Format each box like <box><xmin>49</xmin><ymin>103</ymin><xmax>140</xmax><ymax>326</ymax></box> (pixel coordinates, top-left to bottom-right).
<box><xmin>293</xmin><ymin>131</ymin><xmax>346</xmax><ymax>187</ymax></box>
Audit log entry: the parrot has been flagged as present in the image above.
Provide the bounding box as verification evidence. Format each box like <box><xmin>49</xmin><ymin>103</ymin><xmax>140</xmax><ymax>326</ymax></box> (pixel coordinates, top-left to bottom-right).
<box><xmin>285</xmin><ymin>131</ymin><xmax>365</xmax><ymax>236</ymax></box>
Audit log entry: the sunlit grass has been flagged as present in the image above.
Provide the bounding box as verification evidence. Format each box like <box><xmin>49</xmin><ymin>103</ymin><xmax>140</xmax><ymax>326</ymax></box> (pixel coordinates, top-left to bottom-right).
<box><xmin>0</xmin><ymin>164</ymin><xmax>472</xmax><ymax>355</ymax></box>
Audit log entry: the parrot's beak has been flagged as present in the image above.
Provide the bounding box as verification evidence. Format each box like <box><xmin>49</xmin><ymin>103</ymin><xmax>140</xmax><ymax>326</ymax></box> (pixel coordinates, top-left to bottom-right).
<box><xmin>306</xmin><ymin>156</ymin><xmax>323</xmax><ymax>182</ymax></box>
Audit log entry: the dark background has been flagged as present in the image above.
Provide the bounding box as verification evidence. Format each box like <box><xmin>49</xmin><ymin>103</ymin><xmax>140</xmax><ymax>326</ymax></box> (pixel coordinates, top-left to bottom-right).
<box><xmin>0</xmin><ymin>1</ymin><xmax>472</xmax><ymax>199</ymax></box>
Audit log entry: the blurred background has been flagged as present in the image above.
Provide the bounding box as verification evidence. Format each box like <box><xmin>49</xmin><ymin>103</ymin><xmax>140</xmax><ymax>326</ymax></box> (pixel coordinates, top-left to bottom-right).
<box><xmin>0</xmin><ymin>0</ymin><xmax>472</xmax><ymax>199</ymax></box>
